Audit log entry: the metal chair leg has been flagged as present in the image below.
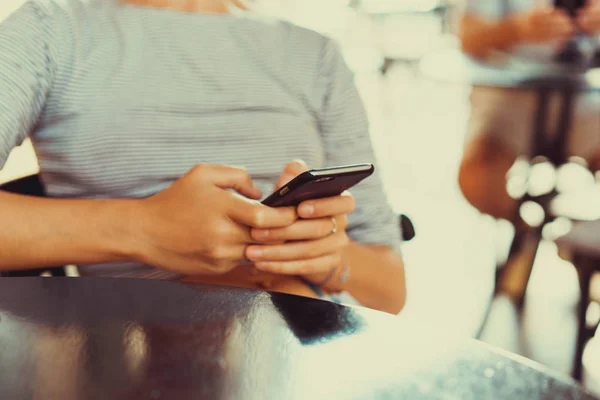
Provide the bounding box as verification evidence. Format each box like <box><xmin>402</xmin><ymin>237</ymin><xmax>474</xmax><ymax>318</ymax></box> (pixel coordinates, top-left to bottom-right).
<box><xmin>477</xmin><ymin>225</ymin><xmax>541</xmax><ymax>338</ymax></box>
<box><xmin>573</xmin><ymin>255</ymin><xmax>594</xmax><ymax>381</ymax></box>
<box><xmin>495</xmin><ymin>226</ymin><xmax>543</xmax><ymax>309</ymax></box>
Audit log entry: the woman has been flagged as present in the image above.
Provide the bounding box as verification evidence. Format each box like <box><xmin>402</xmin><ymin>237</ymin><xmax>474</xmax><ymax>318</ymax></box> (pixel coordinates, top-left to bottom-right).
<box><xmin>0</xmin><ymin>0</ymin><xmax>406</xmax><ymax>314</ymax></box>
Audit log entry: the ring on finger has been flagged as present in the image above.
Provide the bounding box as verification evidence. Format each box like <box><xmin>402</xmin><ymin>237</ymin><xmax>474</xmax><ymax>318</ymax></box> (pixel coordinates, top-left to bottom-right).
<box><xmin>331</xmin><ymin>217</ymin><xmax>337</xmax><ymax>235</ymax></box>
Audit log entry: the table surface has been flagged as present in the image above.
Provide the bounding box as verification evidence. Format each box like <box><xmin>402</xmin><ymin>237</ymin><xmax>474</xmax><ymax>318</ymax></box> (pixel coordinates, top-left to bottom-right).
<box><xmin>419</xmin><ymin>49</ymin><xmax>600</xmax><ymax>91</ymax></box>
<box><xmin>0</xmin><ymin>278</ymin><xmax>596</xmax><ymax>400</ymax></box>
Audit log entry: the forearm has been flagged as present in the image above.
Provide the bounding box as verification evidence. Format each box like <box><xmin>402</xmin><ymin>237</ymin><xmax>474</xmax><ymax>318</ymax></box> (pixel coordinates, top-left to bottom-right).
<box><xmin>0</xmin><ymin>192</ymin><xmax>138</xmax><ymax>270</ymax></box>
<box><xmin>460</xmin><ymin>13</ymin><xmax>523</xmax><ymax>57</ymax></box>
<box><xmin>326</xmin><ymin>242</ymin><xmax>406</xmax><ymax>314</ymax></box>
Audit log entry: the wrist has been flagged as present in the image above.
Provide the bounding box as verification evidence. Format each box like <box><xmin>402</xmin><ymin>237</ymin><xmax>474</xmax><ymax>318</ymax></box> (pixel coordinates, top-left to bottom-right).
<box><xmin>105</xmin><ymin>199</ymin><xmax>148</xmax><ymax>263</ymax></box>
<box><xmin>305</xmin><ymin>267</ymin><xmax>338</xmax><ymax>288</ymax></box>
<box><xmin>304</xmin><ymin>254</ymin><xmax>350</xmax><ymax>292</ymax></box>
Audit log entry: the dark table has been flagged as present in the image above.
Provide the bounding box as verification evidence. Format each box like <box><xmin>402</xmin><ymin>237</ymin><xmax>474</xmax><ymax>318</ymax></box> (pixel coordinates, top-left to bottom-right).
<box><xmin>0</xmin><ymin>278</ymin><xmax>597</xmax><ymax>400</ymax></box>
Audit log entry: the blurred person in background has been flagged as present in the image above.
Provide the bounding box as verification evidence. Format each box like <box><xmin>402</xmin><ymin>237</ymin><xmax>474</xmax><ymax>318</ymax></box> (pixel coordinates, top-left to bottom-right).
<box><xmin>0</xmin><ymin>0</ymin><xmax>405</xmax><ymax>313</ymax></box>
<box><xmin>458</xmin><ymin>0</ymin><xmax>600</xmax><ymax>221</ymax></box>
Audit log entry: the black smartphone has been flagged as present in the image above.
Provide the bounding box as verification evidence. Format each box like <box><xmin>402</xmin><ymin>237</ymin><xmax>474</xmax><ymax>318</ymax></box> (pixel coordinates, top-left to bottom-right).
<box><xmin>262</xmin><ymin>164</ymin><xmax>374</xmax><ymax>208</ymax></box>
<box><xmin>554</xmin><ymin>0</ymin><xmax>585</xmax><ymax>15</ymax></box>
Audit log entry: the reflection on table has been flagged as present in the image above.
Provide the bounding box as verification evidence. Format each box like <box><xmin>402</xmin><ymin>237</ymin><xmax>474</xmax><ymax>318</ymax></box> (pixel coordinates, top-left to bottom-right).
<box><xmin>0</xmin><ymin>278</ymin><xmax>596</xmax><ymax>399</ymax></box>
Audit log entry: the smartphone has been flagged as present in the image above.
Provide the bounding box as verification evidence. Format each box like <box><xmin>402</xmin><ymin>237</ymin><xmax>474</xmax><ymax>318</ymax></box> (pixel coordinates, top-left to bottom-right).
<box><xmin>262</xmin><ymin>164</ymin><xmax>374</xmax><ymax>207</ymax></box>
<box><xmin>554</xmin><ymin>0</ymin><xmax>585</xmax><ymax>15</ymax></box>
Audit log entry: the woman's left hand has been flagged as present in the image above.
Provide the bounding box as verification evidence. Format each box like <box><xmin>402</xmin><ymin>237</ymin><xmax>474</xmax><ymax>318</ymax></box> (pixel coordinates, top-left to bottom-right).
<box><xmin>246</xmin><ymin>161</ymin><xmax>355</xmax><ymax>282</ymax></box>
<box><xmin>578</xmin><ymin>0</ymin><xmax>600</xmax><ymax>34</ymax></box>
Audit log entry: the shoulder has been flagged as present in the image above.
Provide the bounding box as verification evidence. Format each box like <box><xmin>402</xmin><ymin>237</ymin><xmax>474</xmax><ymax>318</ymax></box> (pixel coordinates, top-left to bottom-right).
<box><xmin>279</xmin><ymin>20</ymin><xmax>329</xmax><ymax>47</ymax></box>
<box><xmin>0</xmin><ymin>1</ymin><xmax>77</xmax><ymax>58</ymax></box>
<box><xmin>14</xmin><ymin>0</ymin><xmax>111</xmax><ymax>31</ymax></box>
<box><xmin>1</xmin><ymin>0</ymin><xmax>85</xmax><ymax>38</ymax></box>
<box><xmin>0</xmin><ymin>0</ymin><xmax>106</xmax><ymax>80</ymax></box>
<box><xmin>239</xmin><ymin>15</ymin><xmax>330</xmax><ymax>52</ymax></box>
<box><xmin>30</xmin><ymin>0</ymin><xmax>118</xmax><ymax>56</ymax></box>
<box><xmin>271</xmin><ymin>20</ymin><xmax>348</xmax><ymax>80</ymax></box>
<box><xmin>277</xmin><ymin>20</ymin><xmax>336</xmax><ymax>61</ymax></box>
<box><xmin>16</xmin><ymin>0</ymin><xmax>81</xmax><ymax>19</ymax></box>
<box><xmin>238</xmin><ymin>15</ymin><xmax>340</xmax><ymax>81</ymax></box>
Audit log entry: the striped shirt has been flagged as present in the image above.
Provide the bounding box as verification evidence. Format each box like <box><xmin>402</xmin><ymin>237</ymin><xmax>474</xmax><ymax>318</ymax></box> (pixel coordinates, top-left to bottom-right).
<box><xmin>0</xmin><ymin>0</ymin><xmax>402</xmax><ymax>278</ymax></box>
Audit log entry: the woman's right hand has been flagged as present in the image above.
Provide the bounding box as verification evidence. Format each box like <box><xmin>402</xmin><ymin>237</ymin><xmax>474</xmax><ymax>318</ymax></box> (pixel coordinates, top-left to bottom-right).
<box><xmin>515</xmin><ymin>5</ymin><xmax>575</xmax><ymax>44</ymax></box>
<box><xmin>132</xmin><ymin>164</ymin><xmax>297</xmax><ymax>276</ymax></box>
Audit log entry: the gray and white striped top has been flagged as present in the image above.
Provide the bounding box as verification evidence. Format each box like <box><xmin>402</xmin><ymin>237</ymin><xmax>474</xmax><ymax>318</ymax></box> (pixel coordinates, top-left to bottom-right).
<box><xmin>0</xmin><ymin>0</ymin><xmax>402</xmax><ymax>278</ymax></box>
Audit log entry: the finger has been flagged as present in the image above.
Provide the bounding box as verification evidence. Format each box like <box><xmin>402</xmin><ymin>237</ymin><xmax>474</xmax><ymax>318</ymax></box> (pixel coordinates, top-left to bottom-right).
<box><xmin>590</xmin><ymin>18</ymin><xmax>600</xmax><ymax>28</ymax></box>
<box><xmin>549</xmin><ymin>24</ymin><xmax>575</xmax><ymax>39</ymax></box>
<box><xmin>254</xmin><ymin>253</ymin><xmax>341</xmax><ymax>275</ymax></box>
<box><xmin>251</xmin><ymin>215</ymin><xmax>348</xmax><ymax>242</ymax></box>
<box><xmin>208</xmin><ymin>244</ymin><xmax>249</xmax><ymax>262</ymax></box>
<box><xmin>551</xmin><ymin>15</ymin><xmax>575</xmax><ymax>30</ymax></box>
<box><xmin>228</xmin><ymin>198</ymin><xmax>298</xmax><ymax>228</ymax></box>
<box><xmin>218</xmin><ymin>219</ymin><xmax>254</xmax><ymax>244</ymax></box>
<box><xmin>195</xmin><ymin>164</ymin><xmax>262</xmax><ymax>199</ymax></box>
<box><xmin>275</xmin><ymin>160</ymin><xmax>309</xmax><ymax>190</ymax></box>
<box><xmin>245</xmin><ymin>232</ymin><xmax>348</xmax><ymax>261</ymax></box>
<box><xmin>583</xmin><ymin>12</ymin><xmax>600</xmax><ymax>23</ymax></box>
<box><xmin>275</xmin><ymin>173</ymin><xmax>295</xmax><ymax>191</ymax></box>
<box><xmin>552</xmin><ymin>8</ymin><xmax>572</xmax><ymax>19</ymax></box>
<box><xmin>297</xmin><ymin>192</ymin><xmax>356</xmax><ymax>219</ymax></box>
<box><xmin>555</xmin><ymin>14</ymin><xmax>576</xmax><ymax>26</ymax></box>
<box><xmin>577</xmin><ymin>15</ymin><xmax>600</xmax><ymax>32</ymax></box>
<box><xmin>285</xmin><ymin>159</ymin><xmax>309</xmax><ymax>176</ymax></box>
<box><xmin>557</xmin><ymin>24</ymin><xmax>576</xmax><ymax>36</ymax></box>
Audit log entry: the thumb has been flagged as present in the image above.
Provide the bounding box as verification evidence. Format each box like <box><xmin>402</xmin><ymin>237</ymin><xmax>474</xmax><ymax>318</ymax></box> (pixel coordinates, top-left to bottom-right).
<box><xmin>197</xmin><ymin>164</ymin><xmax>262</xmax><ymax>199</ymax></box>
<box><xmin>275</xmin><ymin>160</ymin><xmax>309</xmax><ymax>190</ymax></box>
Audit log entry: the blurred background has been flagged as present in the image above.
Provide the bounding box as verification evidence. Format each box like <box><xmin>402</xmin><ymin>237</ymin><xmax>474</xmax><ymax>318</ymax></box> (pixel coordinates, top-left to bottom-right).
<box><xmin>2</xmin><ymin>0</ymin><xmax>600</xmax><ymax>392</ymax></box>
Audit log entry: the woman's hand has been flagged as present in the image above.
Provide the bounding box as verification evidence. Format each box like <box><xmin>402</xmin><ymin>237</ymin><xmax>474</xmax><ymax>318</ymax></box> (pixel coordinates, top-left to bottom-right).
<box><xmin>578</xmin><ymin>0</ymin><xmax>600</xmax><ymax>34</ymax></box>
<box><xmin>133</xmin><ymin>164</ymin><xmax>297</xmax><ymax>275</ymax></box>
<box><xmin>246</xmin><ymin>161</ymin><xmax>355</xmax><ymax>285</ymax></box>
<box><xmin>514</xmin><ymin>5</ymin><xmax>575</xmax><ymax>44</ymax></box>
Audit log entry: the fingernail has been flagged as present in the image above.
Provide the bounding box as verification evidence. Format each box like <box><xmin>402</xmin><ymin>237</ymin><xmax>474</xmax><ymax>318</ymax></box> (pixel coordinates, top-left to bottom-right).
<box><xmin>302</xmin><ymin>204</ymin><xmax>315</xmax><ymax>216</ymax></box>
<box><xmin>246</xmin><ymin>247</ymin><xmax>263</xmax><ymax>259</ymax></box>
<box><xmin>255</xmin><ymin>230</ymin><xmax>269</xmax><ymax>240</ymax></box>
<box><xmin>250</xmin><ymin>185</ymin><xmax>262</xmax><ymax>198</ymax></box>
<box><xmin>292</xmin><ymin>159</ymin><xmax>308</xmax><ymax>169</ymax></box>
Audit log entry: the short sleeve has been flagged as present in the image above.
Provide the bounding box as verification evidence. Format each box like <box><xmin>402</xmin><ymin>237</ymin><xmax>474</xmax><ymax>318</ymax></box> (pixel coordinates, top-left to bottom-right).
<box><xmin>0</xmin><ymin>0</ymin><xmax>70</xmax><ymax>169</ymax></box>
<box><xmin>317</xmin><ymin>38</ymin><xmax>402</xmax><ymax>253</ymax></box>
